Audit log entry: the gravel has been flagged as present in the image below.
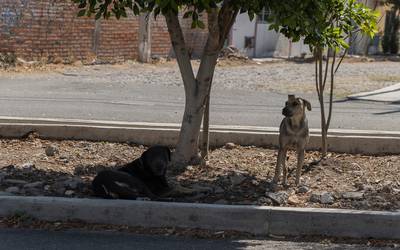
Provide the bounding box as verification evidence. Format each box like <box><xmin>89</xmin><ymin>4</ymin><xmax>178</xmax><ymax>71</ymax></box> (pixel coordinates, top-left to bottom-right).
<box><xmin>0</xmin><ymin>137</ymin><xmax>399</xmax><ymax>211</ymax></box>
<box><xmin>2</xmin><ymin>59</ymin><xmax>400</xmax><ymax>98</ymax></box>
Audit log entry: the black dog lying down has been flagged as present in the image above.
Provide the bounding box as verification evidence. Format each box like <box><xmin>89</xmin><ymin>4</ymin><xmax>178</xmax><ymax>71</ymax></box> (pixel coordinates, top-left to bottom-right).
<box><xmin>92</xmin><ymin>145</ymin><xmax>172</xmax><ymax>200</ymax></box>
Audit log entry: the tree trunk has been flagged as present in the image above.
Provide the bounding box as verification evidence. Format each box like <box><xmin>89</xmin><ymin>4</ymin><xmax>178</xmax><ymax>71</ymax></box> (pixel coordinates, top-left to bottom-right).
<box><xmin>165</xmin><ymin>6</ymin><xmax>237</xmax><ymax>168</ymax></box>
<box><xmin>315</xmin><ymin>47</ymin><xmax>328</xmax><ymax>158</ymax></box>
<box><xmin>201</xmin><ymin>93</ymin><xmax>210</xmax><ymax>162</ymax></box>
<box><xmin>138</xmin><ymin>13</ymin><xmax>152</xmax><ymax>63</ymax></box>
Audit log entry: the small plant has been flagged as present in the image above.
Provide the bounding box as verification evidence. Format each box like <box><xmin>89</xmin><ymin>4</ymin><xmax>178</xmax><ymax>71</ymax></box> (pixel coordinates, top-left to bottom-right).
<box><xmin>0</xmin><ymin>52</ymin><xmax>17</xmax><ymax>69</ymax></box>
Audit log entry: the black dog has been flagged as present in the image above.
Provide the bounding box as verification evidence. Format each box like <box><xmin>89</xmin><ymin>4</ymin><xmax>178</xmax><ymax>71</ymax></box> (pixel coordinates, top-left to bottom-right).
<box><xmin>92</xmin><ymin>145</ymin><xmax>172</xmax><ymax>200</ymax></box>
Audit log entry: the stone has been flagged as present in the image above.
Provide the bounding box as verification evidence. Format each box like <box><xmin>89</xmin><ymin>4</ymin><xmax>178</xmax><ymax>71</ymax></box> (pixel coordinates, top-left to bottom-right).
<box><xmin>266</xmin><ymin>191</ymin><xmax>288</xmax><ymax>205</ymax></box>
<box><xmin>56</xmin><ymin>187</ymin><xmax>66</xmax><ymax>195</ymax></box>
<box><xmin>64</xmin><ymin>190</ymin><xmax>75</xmax><ymax>196</ymax></box>
<box><xmin>354</xmin><ymin>200</ymin><xmax>371</xmax><ymax>210</ymax></box>
<box><xmin>342</xmin><ymin>191</ymin><xmax>364</xmax><ymax>200</ymax></box>
<box><xmin>359</xmin><ymin>184</ymin><xmax>374</xmax><ymax>191</ymax></box>
<box><xmin>22</xmin><ymin>163</ymin><xmax>35</xmax><ymax>169</ymax></box>
<box><xmin>23</xmin><ymin>181</ymin><xmax>44</xmax><ymax>189</ymax></box>
<box><xmin>0</xmin><ymin>191</ymin><xmax>12</xmax><ymax>196</ymax></box>
<box><xmin>257</xmin><ymin>197</ymin><xmax>274</xmax><ymax>206</ymax></box>
<box><xmin>214</xmin><ymin>199</ymin><xmax>228</xmax><ymax>205</ymax></box>
<box><xmin>310</xmin><ymin>191</ymin><xmax>335</xmax><ymax>204</ymax></box>
<box><xmin>108</xmin><ymin>162</ymin><xmax>117</xmax><ymax>168</ymax></box>
<box><xmin>320</xmin><ymin>192</ymin><xmax>335</xmax><ymax>204</ymax></box>
<box><xmin>214</xmin><ymin>186</ymin><xmax>225</xmax><ymax>194</ymax></box>
<box><xmin>63</xmin><ymin>178</ymin><xmax>84</xmax><ymax>190</ymax></box>
<box><xmin>5</xmin><ymin>186</ymin><xmax>20</xmax><ymax>194</ymax></box>
<box><xmin>190</xmin><ymin>184</ymin><xmax>214</xmax><ymax>194</ymax></box>
<box><xmin>45</xmin><ymin>145</ymin><xmax>58</xmax><ymax>156</ymax></box>
<box><xmin>4</xmin><ymin>179</ymin><xmax>28</xmax><ymax>185</ymax></box>
<box><xmin>24</xmin><ymin>188</ymin><xmax>43</xmax><ymax>196</ymax></box>
<box><xmin>297</xmin><ymin>186</ymin><xmax>310</xmax><ymax>194</ymax></box>
<box><xmin>0</xmin><ymin>173</ymin><xmax>5</xmax><ymax>184</ymax></box>
<box><xmin>224</xmin><ymin>142</ymin><xmax>236</xmax><ymax>149</ymax></box>
<box><xmin>288</xmin><ymin>195</ymin><xmax>301</xmax><ymax>205</ymax></box>
<box><xmin>230</xmin><ymin>174</ymin><xmax>246</xmax><ymax>186</ymax></box>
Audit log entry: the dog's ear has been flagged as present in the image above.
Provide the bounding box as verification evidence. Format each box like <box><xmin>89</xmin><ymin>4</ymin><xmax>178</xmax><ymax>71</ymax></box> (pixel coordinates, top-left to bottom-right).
<box><xmin>165</xmin><ymin>147</ymin><xmax>171</xmax><ymax>161</ymax></box>
<box><xmin>302</xmin><ymin>99</ymin><xmax>312</xmax><ymax>111</ymax></box>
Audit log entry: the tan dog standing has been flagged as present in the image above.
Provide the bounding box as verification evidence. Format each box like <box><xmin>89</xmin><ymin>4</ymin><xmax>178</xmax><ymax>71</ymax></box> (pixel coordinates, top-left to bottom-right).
<box><xmin>273</xmin><ymin>95</ymin><xmax>312</xmax><ymax>186</ymax></box>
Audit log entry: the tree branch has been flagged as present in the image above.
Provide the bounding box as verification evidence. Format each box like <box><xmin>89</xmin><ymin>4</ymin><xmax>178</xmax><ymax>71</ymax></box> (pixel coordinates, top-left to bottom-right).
<box><xmin>326</xmin><ymin>49</ymin><xmax>336</xmax><ymax>129</ymax></box>
<box><xmin>165</xmin><ymin>11</ymin><xmax>196</xmax><ymax>91</ymax></box>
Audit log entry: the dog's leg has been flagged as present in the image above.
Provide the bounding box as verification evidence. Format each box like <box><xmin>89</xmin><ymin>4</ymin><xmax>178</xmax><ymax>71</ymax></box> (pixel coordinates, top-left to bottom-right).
<box><xmin>281</xmin><ymin>148</ymin><xmax>289</xmax><ymax>186</ymax></box>
<box><xmin>295</xmin><ymin>147</ymin><xmax>305</xmax><ymax>185</ymax></box>
<box><xmin>273</xmin><ymin>148</ymin><xmax>284</xmax><ymax>184</ymax></box>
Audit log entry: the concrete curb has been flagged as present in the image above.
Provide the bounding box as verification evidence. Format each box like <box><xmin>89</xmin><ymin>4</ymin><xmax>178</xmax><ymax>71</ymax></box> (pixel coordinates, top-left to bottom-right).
<box><xmin>0</xmin><ymin>196</ymin><xmax>399</xmax><ymax>240</ymax></box>
<box><xmin>1</xmin><ymin>116</ymin><xmax>400</xmax><ymax>154</ymax></box>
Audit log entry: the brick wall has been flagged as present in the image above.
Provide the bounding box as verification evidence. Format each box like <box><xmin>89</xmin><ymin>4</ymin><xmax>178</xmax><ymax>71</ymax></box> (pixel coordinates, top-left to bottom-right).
<box><xmin>0</xmin><ymin>0</ymin><xmax>208</xmax><ymax>62</ymax></box>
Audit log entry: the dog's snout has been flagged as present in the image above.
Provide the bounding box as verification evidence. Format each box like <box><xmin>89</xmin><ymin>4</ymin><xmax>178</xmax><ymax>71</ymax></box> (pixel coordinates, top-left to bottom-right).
<box><xmin>282</xmin><ymin>107</ymin><xmax>292</xmax><ymax>117</ymax></box>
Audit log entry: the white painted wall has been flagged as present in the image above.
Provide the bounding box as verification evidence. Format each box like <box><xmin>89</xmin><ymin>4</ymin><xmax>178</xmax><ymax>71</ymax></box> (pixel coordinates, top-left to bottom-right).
<box><xmin>231</xmin><ymin>13</ymin><xmax>255</xmax><ymax>56</ymax></box>
<box><xmin>255</xmin><ymin>23</ymin><xmax>279</xmax><ymax>57</ymax></box>
<box><xmin>231</xmin><ymin>13</ymin><xmax>311</xmax><ymax>58</ymax></box>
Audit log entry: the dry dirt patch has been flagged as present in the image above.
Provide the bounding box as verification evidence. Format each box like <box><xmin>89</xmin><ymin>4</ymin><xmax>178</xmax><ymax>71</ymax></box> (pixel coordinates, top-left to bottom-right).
<box><xmin>0</xmin><ymin>136</ymin><xmax>399</xmax><ymax>211</ymax></box>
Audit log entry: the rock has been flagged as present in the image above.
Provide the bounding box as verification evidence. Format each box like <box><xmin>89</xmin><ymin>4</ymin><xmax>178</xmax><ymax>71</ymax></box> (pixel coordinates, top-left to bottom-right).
<box><xmin>288</xmin><ymin>195</ymin><xmax>301</xmax><ymax>205</ymax></box>
<box><xmin>5</xmin><ymin>186</ymin><xmax>20</xmax><ymax>194</ymax></box>
<box><xmin>22</xmin><ymin>162</ymin><xmax>35</xmax><ymax>169</ymax></box>
<box><xmin>24</xmin><ymin>181</ymin><xmax>44</xmax><ymax>189</ymax></box>
<box><xmin>0</xmin><ymin>191</ymin><xmax>12</xmax><ymax>196</ymax></box>
<box><xmin>108</xmin><ymin>162</ymin><xmax>117</xmax><ymax>168</ymax></box>
<box><xmin>190</xmin><ymin>184</ymin><xmax>214</xmax><ymax>194</ymax></box>
<box><xmin>136</xmin><ymin>197</ymin><xmax>151</xmax><ymax>201</ymax></box>
<box><xmin>64</xmin><ymin>190</ymin><xmax>75</xmax><ymax>196</ymax></box>
<box><xmin>0</xmin><ymin>173</ymin><xmax>5</xmax><ymax>184</ymax></box>
<box><xmin>310</xmin><ymin>191</ymin><xmax>335</xmax><ymax>204</ymax></box>
<box><xmin>63</xmin><ymin>177</ymin><xmax>84</xmax><ymax>190</ymax></box>
<box><xmin>24</xmin><ymin>188</ymin><xmax>43</xmax><ymax>196</ymax></box>
<box><xmin>224</xmin><ymin>142</ymin><xmax>236</xmax><ymax>149</ymax></box>
<box><xmin>257</xmin><ymin>197</ymin><xmax>274</xmax><ymax>206</ymax></box>
<box><xmin>359</xmin><ymin>184</ymin><xmax>374</xmax><ymax>191</ymax></box>
<box><xmin>229</xmin><ymin>173</ymin><xmax>246</xmax><ymax>186</ymax></box>
<box><xmin>56</xmin><ymin>187</ymin><xmax>66</xmax><ymax>195</ymax></box>
<box><xmin>266</xmin><ymin>191</ymin><xmax>288</xmax><ymax>205</ymax></box>
<box><xmin>233</xmin><ymin>200</ymin><xmax>254</xmax><ymax>205</ymax></box>
<box><xmin>44</xmin><ymin>185</ymin><xmax>51</xmax><ymax>191</ymax></box>
<box><xmin>45</xmin><ymin>145</ymin><xmax>58</xmax><ymax>156</ymax></box>
<box><xmin>297</xmin><ymin>186</ymin><xmax>310</xmax><ymax>194</ymax></box>
<box><xmin>342</xmin><ymin>191</ymin><xmax>364</xmax><ymax>200</ymax></box>
<box><xmin>354</xmin><ymin>200</ymin><xmax>371</xmax><ymax>210</ymax></box>
<box><xmin>214</xmin><ymin>199</ymin><xmax>228</xmax><ymax>205</ymax></box>
<box><xmin>214</xmin><ymin>186</ymin><xmax>225</xmax><ymax>194</ymax></box>
<box><xmin>4</xmin><ymin>179</ymin><xmax>28</xmax><ymax>185</ymax></box>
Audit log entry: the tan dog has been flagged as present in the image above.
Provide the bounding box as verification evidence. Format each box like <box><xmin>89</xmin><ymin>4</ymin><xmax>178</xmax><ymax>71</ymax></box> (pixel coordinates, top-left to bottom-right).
<box><xmin>273</xmin><ymin>95</ymin><xmax>311</xmax><ymax>186</ymax></box>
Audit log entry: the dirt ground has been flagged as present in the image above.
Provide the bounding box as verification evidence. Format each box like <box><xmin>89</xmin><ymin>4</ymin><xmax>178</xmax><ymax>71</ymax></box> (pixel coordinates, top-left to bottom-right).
<box><xmin>1</xmin><ymin>56</ymin><xmax>400</xmax><ymax>98</ymax></box>
<box><xmin>0</xmin><ymin>136</ymin><xmax>399</xmax><ymax>211</ymax></box>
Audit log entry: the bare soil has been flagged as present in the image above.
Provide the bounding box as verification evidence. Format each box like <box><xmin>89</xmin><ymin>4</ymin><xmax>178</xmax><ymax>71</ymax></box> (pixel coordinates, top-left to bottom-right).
<box><xmin>1</xmin><ymin>56</ymin><xmax>400</xmax><ymax>98</ymax></box>
<box><xmin>0</xmin><ymin>136</ymin><xmax>399</xmax><ymax>211</ymax></box>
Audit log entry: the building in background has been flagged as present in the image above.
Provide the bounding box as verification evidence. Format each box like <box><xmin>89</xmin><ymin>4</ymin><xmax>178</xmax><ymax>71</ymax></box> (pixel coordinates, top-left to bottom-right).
<box><xmin>229</xmin><ymin>9</ymin><xmax>309</xmax><ymax>58</ymax></box>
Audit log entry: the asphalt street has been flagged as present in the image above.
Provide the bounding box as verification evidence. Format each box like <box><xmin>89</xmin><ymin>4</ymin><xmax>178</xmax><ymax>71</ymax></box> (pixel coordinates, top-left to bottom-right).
<box><xmin>0</xmin><ymin>228</ymin><xmax>394</xmax><ymax>250</ymax></box>
<box><xmin>0</xmin><ymin>74</ymin><xmax>399</xmax><ymax>131</ymax></box>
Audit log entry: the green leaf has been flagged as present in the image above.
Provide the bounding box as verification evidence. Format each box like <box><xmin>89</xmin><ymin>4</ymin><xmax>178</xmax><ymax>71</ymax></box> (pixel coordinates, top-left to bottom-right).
<box><xmin>77</xmin><ymin>9</ymin><xmax>86</xmax><ymax>17</ymax></box>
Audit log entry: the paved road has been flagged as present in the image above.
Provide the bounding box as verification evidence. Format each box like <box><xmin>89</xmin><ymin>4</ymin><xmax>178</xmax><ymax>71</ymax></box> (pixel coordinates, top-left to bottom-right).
<box><xmin>0</xmin><ymin>73</ymin><xmax>399</xmax><ymax>131</ymax></box>
<box><xmin>0</xmin><ymin>228</ymin><xmax>393</xmax><ymax>250</ymax></box>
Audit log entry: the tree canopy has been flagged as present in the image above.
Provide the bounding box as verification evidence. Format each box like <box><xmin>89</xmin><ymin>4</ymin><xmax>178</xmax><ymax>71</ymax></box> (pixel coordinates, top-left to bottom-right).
<box><xmin>74</xmin><ymin>0</ymin><xmax>377</xmax><ymax>50</ymax></box>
